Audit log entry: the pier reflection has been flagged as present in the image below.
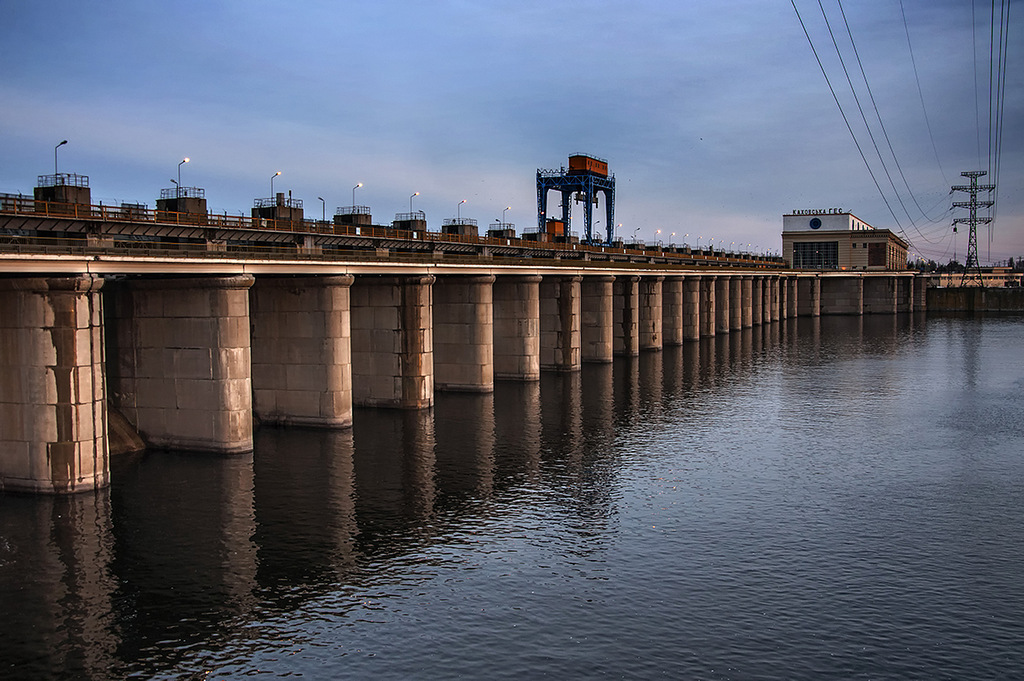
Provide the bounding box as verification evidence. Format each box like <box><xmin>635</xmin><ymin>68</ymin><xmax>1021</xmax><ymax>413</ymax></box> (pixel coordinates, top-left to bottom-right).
<box><xmin>0</xmin><ymin>491</ymin><xmax>117</xmax><ymax>680</ymax></box>
<box><xmin>252</xmin><ymin>428</ymin><xmax>356</xmax><ymax>605</ymax></box>
<box><xmin>434</xmin><ymin>393</ymin><xmax>496</xmax><ymax>502</ymax></box>
<box><xmin>493</xmin><ymin>380</ymin><xmax>543</xmax><ymax>484</ymax></box>
<box><xmin>108</xmin><ymin>449</ymin><xmax>257</xmax><ymax>677</ymax></box>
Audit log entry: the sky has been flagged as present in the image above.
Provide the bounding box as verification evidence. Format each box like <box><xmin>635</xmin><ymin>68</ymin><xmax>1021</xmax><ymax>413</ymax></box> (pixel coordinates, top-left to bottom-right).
<box><xmin>1</xmin><ymin>0</ymin><xmax>1021</xmax><ymax>263</ymax></box>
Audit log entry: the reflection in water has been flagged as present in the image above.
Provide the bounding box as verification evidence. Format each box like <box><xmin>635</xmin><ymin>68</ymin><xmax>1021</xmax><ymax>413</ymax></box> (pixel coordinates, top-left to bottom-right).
<box><xmin>0</xmin><ymin>492</ymin><xmax>116</xmax><ymax>680</ymax></box>
<box><xmin>1</xmin><ymin>315</ymin><xmax>1023</xmax><ymax>680</ymax></box>
<box><xmin>351</xmin><ymin>408</ymin><xmax>437</xmax><ymax>544</ymax></box>
<box><xmin>252</xmin><ymin>428</ymin><xmax>356</xmax><ymax>606</ymax></box>
<box><xmin>493</xmin><ymin>380</ymin><xmax>542</xmax><ymax>485</ymax></box>
<box><xmin>434</xmin><ymin>393</ymin><xmax>496</xmax><ymax>502</ymax></box>
<box><xmin>108</xmin><ymin>450</ymin><xmax>257</xmax><ymax>677</ymax></box>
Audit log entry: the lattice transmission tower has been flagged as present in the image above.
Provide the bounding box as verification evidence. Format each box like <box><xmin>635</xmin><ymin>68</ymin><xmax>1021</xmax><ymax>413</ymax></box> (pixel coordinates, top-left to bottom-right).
<box><xmin>951</xmin><ymin>170</ymin><xmax>995</xmax><ymax>287</ymax></box>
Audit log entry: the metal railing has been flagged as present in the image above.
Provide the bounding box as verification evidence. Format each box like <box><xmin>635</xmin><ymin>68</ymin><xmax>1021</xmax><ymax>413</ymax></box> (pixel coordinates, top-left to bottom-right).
<box><xmin>394</xmin><ymin>211</ymin><xmax>426</xmax><ymax>222</ymax></box>
<box><xmin>0</xmin><ymin>197</ymin><xmax>787</xmax><ymax>269</ymax></box>
<box><xmin>335</xmin><ymin>205</ymin><xmax>370</xmax><ymax>215</ymax></box>
<box><xmin>442</xmin><ymin>217</ymin><xmax>478</xmax><ymax>227</ymax></box>
<box><xmin>37</xmin><ymin>173</ymin><xmax>89</xmax><ymax>188</ymax></box>
<box><xmin>255</xmin><ymin>196</ymin><xmax>303</xmax><ymax>209</ymax></box>
<box><xmin>160</xmin><ymin>187</ymin><xmax>206</xmax><ymax>199</ymax></box>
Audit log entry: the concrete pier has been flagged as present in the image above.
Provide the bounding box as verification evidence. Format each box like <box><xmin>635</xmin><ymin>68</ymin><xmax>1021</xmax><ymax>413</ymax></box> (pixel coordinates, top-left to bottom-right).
<box><xmin>785</xmin><ymin>277</ymin><xmax>798</xmax><ymax>319</ymax></box>
<box><xmin>739</xmin><ymin>277</ymin><xmax>752</xmax><ymax>328</ymax></box>
<box><xmin>913</xmin><ymin>275</ymin><xmax>928</xmax><ymax>312</ymax></box>
<box><xmin>107</xmin><ymin>275</ymin><xmax>254</xmax><ymax>453</ymax></box>
<box><xmin>639</xmin><ymin>276</ymin><xmax>663</xmax><ymax>351</ymax></box>
<box><xmin>769</xmin><ymin>277</ymin><xmax>780</xmax><ymax>322</ymax></box>
<box><xmin>662</xmin><ymin>277</ymin><xmax>684</xmax><ymax>346</ymax></box>
<box><xmin>433</xmin><ymin>275</ymin><xmax>495</xmax><ymax>392</ymax></box>
<box><xmin>753</xmin><ymin>274</ymin><xmax>761</xmax><ymax>325</ymax></box>
<box><xmin>351</xmin><ymin>275</ymin><xmax>435</xmax><ymax>408</ymax></box>
<box><xmin>797</xmin><ymin>276</ymin><xmax>821</xmax><ymax>317</ymax></box>
<box><xmin>683</xmin><ymin>276</ymin><xmax>701</xmax><ymax>341</ymax></box>
<box><xmin>250</xmin><ymin>275</ymin><xmax>354</xmax><ymax>427</ymax></box>
<box><xmin>730</xmin><ymin>277</ymin><xmax>744</xmax><ymax>330</ymax></box>
<box><xmin>493</xmin><ymin>275</ymin><xmax>541</xmax><ymax>380</ymax></box>
<box><xmin>715</xmin><ymin>277</ymin><xmax>731</xmax><ymax>334</ymax></box>
<box><xmin>0</xmin><ymin>276</ymin><xmax>108</xmax><ymax>493</ymax></box>
<box><xmin>581</xmin><ymin>275</ymin><xmax>615</xmax><ymax>363</ymax></box>
<box><xmin>540</xmin><ymin>275</ymin><xmax>581</xmax><ymax>372</ymax></box>
<box><xmin>701</xmin><ymin>276</ymin><xmax>717</xmax><ymax>337</ymax></box>
<box><xmin>614</xmin><ymin>275</ymin><xmax>640</xmax><ymax>356</ymax></box>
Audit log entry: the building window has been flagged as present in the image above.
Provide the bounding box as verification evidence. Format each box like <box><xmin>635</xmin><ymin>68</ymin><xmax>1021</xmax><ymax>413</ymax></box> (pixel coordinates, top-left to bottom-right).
<box><xmin>868</xmin><ymin>242</ymin><xmax>886</xmax><ymax>267</ymax></box>
<box><xmin>793</xmin><ymin>241</ymin><xmax>839</xmax><ymax>269</ymax></box>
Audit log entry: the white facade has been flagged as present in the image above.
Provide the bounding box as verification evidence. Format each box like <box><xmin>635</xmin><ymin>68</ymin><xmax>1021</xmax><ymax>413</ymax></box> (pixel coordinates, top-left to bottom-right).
<box><xmin>783</xmin><ymin>210</ymin><xmax>874</xmax><ymax>233</ymax></box>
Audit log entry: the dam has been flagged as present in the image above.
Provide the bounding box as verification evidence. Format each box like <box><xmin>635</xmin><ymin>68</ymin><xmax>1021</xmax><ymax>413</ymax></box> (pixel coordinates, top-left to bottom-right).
<box><xmin>0</xmin><ymin>175</ymin><xmax>924</xmax><ymax>495</ymax></box>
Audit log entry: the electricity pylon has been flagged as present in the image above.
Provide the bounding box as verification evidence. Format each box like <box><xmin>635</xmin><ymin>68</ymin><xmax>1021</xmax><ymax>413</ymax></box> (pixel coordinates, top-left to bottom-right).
<box><xmin>951</xmin><ymin>171</ymin><xmax>995</xmax><ymax>287</ymax></box>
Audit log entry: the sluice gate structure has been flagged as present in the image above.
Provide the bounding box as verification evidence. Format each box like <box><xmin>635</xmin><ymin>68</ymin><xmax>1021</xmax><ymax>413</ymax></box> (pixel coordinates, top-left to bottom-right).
<box><xmin>1</xmin><ymin>201</ymin><xmax>924</xmax><ymax>496</ymax></box>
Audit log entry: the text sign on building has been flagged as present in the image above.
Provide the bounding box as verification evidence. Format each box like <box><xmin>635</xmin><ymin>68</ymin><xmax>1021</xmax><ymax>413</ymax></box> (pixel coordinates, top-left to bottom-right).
<box><xmin>790</xmin><ymin>208</ymin><xmax>844</xmax><ymax>216</ymax></box>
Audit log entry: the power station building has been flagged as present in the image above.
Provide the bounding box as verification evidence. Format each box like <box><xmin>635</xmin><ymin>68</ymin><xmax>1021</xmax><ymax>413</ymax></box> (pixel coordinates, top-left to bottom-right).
<box><xmin>782</xmin><ymin>209</ymin><xmax>908</xmax><ymax>271</ymax></box>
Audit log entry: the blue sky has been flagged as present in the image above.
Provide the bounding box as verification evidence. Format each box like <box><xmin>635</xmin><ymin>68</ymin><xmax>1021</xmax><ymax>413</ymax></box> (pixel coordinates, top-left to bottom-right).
<box><xmin>2</xmin><ymin>0</ymin><xmax>1020</xmax><ymax>262</ymax></box>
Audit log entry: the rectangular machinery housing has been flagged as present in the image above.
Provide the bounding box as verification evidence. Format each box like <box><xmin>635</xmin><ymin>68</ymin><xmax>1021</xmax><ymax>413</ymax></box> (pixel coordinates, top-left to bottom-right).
<box><xmin>568</xmin><ymin>154</ymin><xmax>608</xmax><ymax>177</ymax></box>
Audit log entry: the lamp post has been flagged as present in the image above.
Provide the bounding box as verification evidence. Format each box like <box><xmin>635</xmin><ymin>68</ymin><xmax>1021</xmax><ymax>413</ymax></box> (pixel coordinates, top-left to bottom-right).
<box><xmin>410</xmin><ymin>192</ymin><xmax>419</xmax><ymax>213</ymax></box>
<box><xmin>177</xmin><ymin>157</ymin><xmax>189</xmax><ymax>198</ymax></box>
<box><xmin>318</xmin><ymin>196</ymin><xmax>325</xmax><ymax>221</ymax></box>
<box><xmin>270</xmin><ymin>171</ymin><xmax>281</xmax><ymax>198</ymax></box>
<box><xmin>353</xmin><ymin>183</ymin><xmax>362</xmax><ymax>207</ymax></box>
<box><xmin>457</xmin><ymin>199</ymin><xmax>466</xmax><ymax>221</ymax></box>
<box><xmin>54</xmin><ymin>140</ymin><xmax>68</xmax><ymax>176</ymax></box>
<box><xmin>502</xmin><ymin>205</ymin><xmax>510</xmax><ymax>226</ymax></box>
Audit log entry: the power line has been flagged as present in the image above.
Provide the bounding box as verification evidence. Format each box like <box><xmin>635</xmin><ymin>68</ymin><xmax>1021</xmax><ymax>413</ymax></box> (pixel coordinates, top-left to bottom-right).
<box><xmin>900</xmin><ymin>0</ymin><xmax>950</xmax><ymax>187</ymax></box>
<box><xmin>816</xmin><ymin>0</ymin><xmax>914</xmax><ymax>233</ymax></box>
<box><xmin>835</xmin><ymin>0</ymin><xmax>946</xmax><ymax>226</ymax></box>
<box><xmin>791</xmin><ymin>0</ymin><xmax>908</xmax><ymax>246</ymax></box>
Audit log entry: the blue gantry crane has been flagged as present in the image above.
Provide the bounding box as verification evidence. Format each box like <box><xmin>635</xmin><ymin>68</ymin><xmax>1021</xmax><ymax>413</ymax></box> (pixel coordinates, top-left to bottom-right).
<box><xmin>537</xmin><ymin>154</ymin><xmax>616</xmax><ymax>244</ymax></box>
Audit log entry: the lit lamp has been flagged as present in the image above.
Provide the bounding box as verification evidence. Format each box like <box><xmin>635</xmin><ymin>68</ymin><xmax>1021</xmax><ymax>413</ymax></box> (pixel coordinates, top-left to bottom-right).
<box><xmin>271</xmin><ymin>171</ymin><xmax>281</xmax><ymax>197</ymax></box>
<box><xmin>353</xmin><ymin>183</ymin><xmax>362</xmax><ymax>206</ymax></box>
<box><xmin>457</xmin><ymin>199</ymin><xmax>466</xmax><ymax>220</ymax></box>
<box><xmin>410</xmin><ymin>192</ymin><xmax>419</xmax><ymax>213</ymax></box>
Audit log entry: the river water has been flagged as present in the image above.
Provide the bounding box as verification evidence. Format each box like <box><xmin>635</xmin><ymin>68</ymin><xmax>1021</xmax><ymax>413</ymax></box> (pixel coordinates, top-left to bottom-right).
<box><xmin>2</xmin><ymin>314</ymin><xmax>1023</xmax><ymax>680</ymax></box>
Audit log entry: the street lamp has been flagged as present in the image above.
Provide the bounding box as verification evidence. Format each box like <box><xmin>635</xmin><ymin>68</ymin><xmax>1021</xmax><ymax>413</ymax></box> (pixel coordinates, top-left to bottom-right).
<box><xmin>353</xmin><ymin>183</ymin><xmax>362</xmax><ymax>207</ymax></box>
<box><xmin>177</xmin><ymin>157</ymin><xmax>189</xmax><ymax>198</ymax></box>
<box><xmin>318</xmin><ymin>196</ymin><xmax>325</xmax><ymax>221</ymax></box>
<box><xmin>410</xmin><ymin>192</ymin><xmax>419</xmax><ymax>213</ymax></box>
<box><xmin>457</xmin><ymin>199</ymin><xmax>466</xmax><ymax>220</ymax></box>
<box><xmin>54</xmin><ymin>139</ymin><xmax>68</xmax><ymax>176</ymax></box>
<box><xmin>502</xmin><ymin>206</ymin><xmax>510</xmax><ymax>225</ymax></box>
<box><xmin>270</xmin><ymin>171</ymin><xmax>281</xmax><ymax>197</ymax></box>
